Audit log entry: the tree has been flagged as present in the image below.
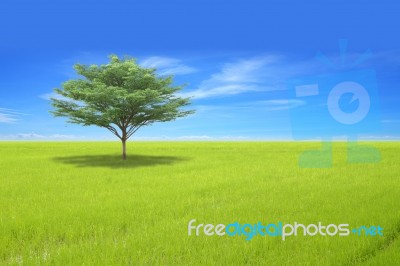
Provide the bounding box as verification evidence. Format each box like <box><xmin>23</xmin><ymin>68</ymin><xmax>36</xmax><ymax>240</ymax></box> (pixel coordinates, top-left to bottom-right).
<box><xmin>51</xmin><ymin>55</ymin><xmax>194</xmax><ymax>160</ymax></box>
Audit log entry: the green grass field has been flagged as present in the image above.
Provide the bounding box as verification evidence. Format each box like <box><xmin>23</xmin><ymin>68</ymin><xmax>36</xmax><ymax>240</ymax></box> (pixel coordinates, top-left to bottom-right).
<box><xmin>0</xmin><ymin>141</ymin><xmax>399</xmax><ymax>265</ymax></box>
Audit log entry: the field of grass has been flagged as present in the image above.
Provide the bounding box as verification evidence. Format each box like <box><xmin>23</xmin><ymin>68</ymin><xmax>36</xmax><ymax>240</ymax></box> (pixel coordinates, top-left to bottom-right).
<box><xmin>0</xmin><ymin>141</ymin><xmax>399</xmax><ymax>265</ymax></box>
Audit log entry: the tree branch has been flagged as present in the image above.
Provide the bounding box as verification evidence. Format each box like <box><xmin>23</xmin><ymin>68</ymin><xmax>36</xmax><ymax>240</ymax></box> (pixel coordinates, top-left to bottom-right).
<box><xmin>126</xmin><ymin>120</ymin><xmax>148</xmax><ymax>139</ymax></box>
<box><xmin>105</xmin><ymin>125</ymin><xmax>122</xmax><ymax>139</ymax></box>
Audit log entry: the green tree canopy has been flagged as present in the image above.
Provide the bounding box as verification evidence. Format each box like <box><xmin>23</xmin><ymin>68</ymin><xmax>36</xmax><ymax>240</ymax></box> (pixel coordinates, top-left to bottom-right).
<box><xmin>51</xmin><ymin>55</ymin><xmax>194</xmax><ymax>159</ymax></box>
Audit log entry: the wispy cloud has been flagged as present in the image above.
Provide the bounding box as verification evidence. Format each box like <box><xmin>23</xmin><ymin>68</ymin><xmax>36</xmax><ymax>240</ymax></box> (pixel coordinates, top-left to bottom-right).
<box><xmin>180</xmin><ymin>56</ymin><xmax>286</xmax><ymax>99</ymax></box>
<box><xmin>140</xmin><ymin>56</ymin><xmax>197</xmax><ymax>75</ymax></box>
<box><xmin>193</xmin><ymin>99</ymin><xmax>305</xmax><ymax>113</ymax></box>
<box><xmin>258</xmin><ymin>99</ymin><xmax>306</xmax><ymax>111</ymax></box>
<box><xmin>180</xmin><ymin>51</ymin><xmax>380</xmax><ymax>100</ymax></box>
<box><xmin>0</xmin><ymin>113</ymin><xmax>17</xmax><ymax>123</ymax></box>
<box><xmin>209</xmin><ymin>57</ymin><xmax>270</xmax><ymax>83</ymax></box>
<box><xmin>39</xmin><ymin>92</ymin><xmax>81</xmax><ymax>105</ymax></box>
<box><xmin>0</xmin><ymin>132</ymin><xmax>84</xmax><ymax>140</ymax></box>
<box><xmin>39</xmin><ymin>92</ymin><xmax>69</xmax><ymax>101</ymax></box>
<box><xmin>0</xmin><ymin>108</ymin><xmax>27</xmax><ymax>123</ymax></box>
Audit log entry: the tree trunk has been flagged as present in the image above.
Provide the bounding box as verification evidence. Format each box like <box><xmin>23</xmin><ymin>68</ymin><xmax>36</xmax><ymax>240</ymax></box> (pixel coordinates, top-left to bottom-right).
<box><xmin>122</xmin><ymin>139</ymin><xmax>127</xmax><ymax>160</ymax></box>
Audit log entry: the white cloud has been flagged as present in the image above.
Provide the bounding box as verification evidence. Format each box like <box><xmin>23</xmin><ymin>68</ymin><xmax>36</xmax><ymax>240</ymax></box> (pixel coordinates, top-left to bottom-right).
<box><xmin>39</xmin><ymin>92</ymin><xmax>69</xmax><ymax>101</ymax></box>
<box><xmin>0</xmin><ymin>108</ymin><xmax>27</xmax><ymax>123</ymax></box>
<box><xmin>180</xmin><ymin>56</ymin><xmax>282</xmax><ymax>99</ymax></box>
<box><xmin>0</xmin><ymin>113</ymin><xmax>17</xmax><ymax>123</ymax></box>
<box><xmin>140</xmin><ymin>57</ymin><xmax>180</xmax><ymax>68</ymax></box>
<box><xmin>140</xmin><ymin>56</ymin><xmax>197</xmax><ymax>75</ymax></box>
<box><xmin>183</xmin><ymin>84</ymin><xmax>259</xmax><ymax>99</ymax></box>
<box><xmin>0</xmin><ymin>132</ymin><xmax>84</xmax><ymax>140</ymax></box>
<box><xmin>158</xmin><ymin>65</ymin><xmax>197</xmax><ymax>76</ymax></box>
<box><xmin>39</xmin><ymin>92</ymin><xmax>82</xmax><ymax>105</ymax></box>
<box><xmin>211</xmin><ymin>57</ymin><xmax>272</xmax><ymax>83</ymax></box>
<box><xmin>192</xmin><ymin>99</ymin><xmax>305</xmax><ymax>114</ymax></box>
<box><xmin>258</xmin><ymin>99</ymin><xmax>306</xmax><ymax>111</ymax></box>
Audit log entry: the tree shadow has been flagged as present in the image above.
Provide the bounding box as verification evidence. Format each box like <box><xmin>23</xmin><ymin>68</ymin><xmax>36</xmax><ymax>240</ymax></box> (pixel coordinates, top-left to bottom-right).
<box><xmin>52</xmin><ymin>154</ymin><xmax>189</xmax><ymax>169</ymax></box>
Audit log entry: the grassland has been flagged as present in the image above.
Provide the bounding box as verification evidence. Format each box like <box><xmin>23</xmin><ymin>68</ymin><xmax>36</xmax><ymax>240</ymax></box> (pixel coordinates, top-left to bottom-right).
<box><xmin>0</xmin><ymin>141</ymin><xmax>399</xmax><ymax>265</ymax></box>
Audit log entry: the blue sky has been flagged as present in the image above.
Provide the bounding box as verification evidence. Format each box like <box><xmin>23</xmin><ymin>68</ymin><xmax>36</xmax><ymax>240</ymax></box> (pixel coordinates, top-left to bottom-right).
<box><xmin>0</xmin><ymin>0</ymin><xmax>399</xmax><ymax>140</ymax></box>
